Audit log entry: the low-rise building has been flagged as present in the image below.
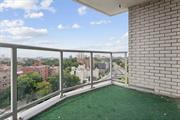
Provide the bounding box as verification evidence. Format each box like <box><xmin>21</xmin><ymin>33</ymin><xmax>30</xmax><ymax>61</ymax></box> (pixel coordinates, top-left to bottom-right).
<box><xmin>71</xmin><ymin>64</ymin><xmax>90</xmax><ymax>83</ymax></box>
<box><xmin>0</xmin><ymin>64</ymin><xmax>10</xmax><ymax>92</ymax></box>
<box><xmin>20</xmin><ymin>65</ymin><xmax>49</xmax><ymax>81</ymax></box>
<box><xmin>71</xmin><ymin>64</ymin><xmax>101</xmax><ymax>83</ymax></box>
<box><xmin>49</xmin><ymin>66</ymin><xmax>59</xmax><ymax>76</ymax></box>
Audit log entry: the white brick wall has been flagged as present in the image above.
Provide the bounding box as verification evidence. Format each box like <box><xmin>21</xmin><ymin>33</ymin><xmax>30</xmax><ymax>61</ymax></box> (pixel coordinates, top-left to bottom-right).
<box><xmin>129</xmin><ymin>0</ymin><xmax>180</xmax><ymax>97</ymax></box>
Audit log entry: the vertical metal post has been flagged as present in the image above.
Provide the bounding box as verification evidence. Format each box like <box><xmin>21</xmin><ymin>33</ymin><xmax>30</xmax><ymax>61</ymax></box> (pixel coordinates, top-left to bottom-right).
<box><xmin>110</xmin><ymin>53</ymin><xmax>113</xmax><ymax>84</ymax></box>
<box><xmin>125</xmin><ymin>52</ymin><xmax>128</xmax><ymax>85</ymax></box>
<box><xmin>11</xmin><ymin>48</ymin><xmax>17</xmax><ymax>120</ymax></box>
<box><xmin>60</xmin><ymin>51</ymin><xmax>63</xmax><ymax>97</ymax></box>
<box><xmin>90</xmin><ymin>52</ymin><xmax>93</xmax><ymax>88</ymax></box>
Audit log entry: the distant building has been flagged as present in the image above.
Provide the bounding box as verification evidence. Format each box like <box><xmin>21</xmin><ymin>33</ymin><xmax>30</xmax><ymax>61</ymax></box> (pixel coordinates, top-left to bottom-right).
<box><xmin>96</xmin><ymin>63</ymin><xmax>106</xmax><ymax>69</ymax></box>
<box><xmin>71</xmin><ymin>64</ymin><xmax>90</xmax><ymax>83</ymax></box>
<box><xmin>20</xmin><ymin>65</ymin><xmax>49</xmax><ymax>81</ymax></box>
<box><xmin>71</xmin><ymin>64</ymin><xmax>101</xmax><ymax>83</ymax></box>
<box><xmin>49</xmin><ymin>66</ymin><xmax>59</xmax><ymax>76</ymax></box>
<box><xmin>76</xmin><ymin>53</ymin><xmax>90</xmax><ymax>68</ymax></box>
<box><xmin>93</xmin><ymin>68</ymin><xmax>100</xmax><ymax>80</ymax></box>
<box><xmin>95</xmin><ymin>62</ymin><xmax>109</xmax><ymax>74</ymax></box>
<box><xmin>33</xmin><ymin>60</ymin><xmax>42</xmax><ymax>66</ymax></box>
<box><xmin>0</xmin><ymin>64</ymin><xmax>10</xmax><ymax>92</ymax></box>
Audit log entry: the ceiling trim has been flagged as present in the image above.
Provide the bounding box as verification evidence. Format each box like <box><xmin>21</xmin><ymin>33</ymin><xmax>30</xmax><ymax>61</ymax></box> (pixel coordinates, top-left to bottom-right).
<box><xmin>75</xmin><ymin>0</ymin><xmax>128</xmax><ymax>16</ymax></box>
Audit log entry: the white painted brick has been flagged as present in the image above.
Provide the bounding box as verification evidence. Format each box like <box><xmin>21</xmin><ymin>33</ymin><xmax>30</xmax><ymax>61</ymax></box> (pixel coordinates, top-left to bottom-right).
<box><xmin>129</xmin><ymin>0</ymin><xmax>180</xmax><ymax>97</ymax></box>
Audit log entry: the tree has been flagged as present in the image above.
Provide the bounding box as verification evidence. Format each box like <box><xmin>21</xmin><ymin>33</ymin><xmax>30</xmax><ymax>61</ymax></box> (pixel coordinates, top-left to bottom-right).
<box><xmin>17</xmin><ymin>72</ymin><xmax>42</xmax><ymax>102</ymax></box>
<box><xmin>21</xmin><ymin>58</ymin><xmax>34</xmax><ymax>66</ymax></box>
<box><xmin>63</xmin><ymin>58</ymin><xmax>79</xmax><ymax>72</ymax></box>
<box><xmin>41</xmin><ymin>58</ymin><xmax>59</xmax><ymax>66</ymax></box>
<box><xmin>0</xmin><ymin>87</ymin><xmax>10</xmax><ymax>109</ymax></box>
<box><xmin>36</xmin><ymin>81</ymin><xmax>52</xmax><ymax>97</ymax></box>
<box><xmin>113</xmin><ymin>59</ymin><xmax>125</xmax><ymax>68</ymax></box>
<box><xmin>48</xmin><ymin>72</ymin><xmax>81</xmax><ymax>89</ymax></box>
<box><xmin>63</xmin><ymin>71</ymin><xmax>80</xmax><ymax>88</ymax></box>
<box><xmin>48</xmin><ymin>75</ymin><xmax>59</xmax><ymax>92</ymax></box>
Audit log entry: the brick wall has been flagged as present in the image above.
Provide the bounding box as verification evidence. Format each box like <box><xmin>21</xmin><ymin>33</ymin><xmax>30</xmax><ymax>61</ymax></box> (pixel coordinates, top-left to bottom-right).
<box><xmin>128</xmin><ymin>0</ymin><xmax>180</xmax><ymax>97</ymax></box>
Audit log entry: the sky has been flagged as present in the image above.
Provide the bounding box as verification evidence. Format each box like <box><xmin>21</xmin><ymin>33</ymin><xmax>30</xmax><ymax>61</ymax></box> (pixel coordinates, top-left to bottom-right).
<box><xmin>0</xmin><ymin>0</ymin><xmax>128</xmax><ymax>57</ymax></box>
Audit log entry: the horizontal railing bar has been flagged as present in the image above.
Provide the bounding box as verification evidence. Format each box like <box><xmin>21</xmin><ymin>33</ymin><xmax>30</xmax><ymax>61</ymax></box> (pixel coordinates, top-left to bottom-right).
<box><xmin>0</xmin><ymin>43</ymin><xmax>114</xmax><ymax>53</ymax></box>
<box><xmin>63</xmin><ymin>50</ymin><xmax>111</xmax><ymax>54</ymax></box>
<box><xmin>17</xmin><ymin>90</ymin><xmax>60</xmax><ymax>112</ymax></box>
<box><xmin>63</xmin><ymin>79</ymin><xmax>111</xmax><ymax>92</ymax></box>
<box><xmin>111</xmin><ymin>51</ymin><xmax>128</xmax><ymax>54</ymax></box>
<box><xmin>112</xmin><ymin>79</ymin><xmax>125</xmax><ymax>83</ymax></box>
<box><xmin>93</xmin><ymin>79</ymin><xmax>111</xmax><ymax>84</ymax></box>
<box><xmin>0</xmin><ymin>112</ymin><xmax>13</xmax><ymax>120</ymax></box>
<box><xmin>63</xmin><ymin>83</ymin><xmax>91</xmax><ymax>92</ymax></box>
<box><xmin>112</xmin><ymin>56</ymin><xmax>127</xmax><ymax>59</ymax></box>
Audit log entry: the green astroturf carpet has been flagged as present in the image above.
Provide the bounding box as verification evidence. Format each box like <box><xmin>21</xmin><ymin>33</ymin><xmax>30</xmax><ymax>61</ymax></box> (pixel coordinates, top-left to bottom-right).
<box><xmin>31</xmin><ymin>85</ymin><xmax>180</xmax><ymax>120</ymax></box>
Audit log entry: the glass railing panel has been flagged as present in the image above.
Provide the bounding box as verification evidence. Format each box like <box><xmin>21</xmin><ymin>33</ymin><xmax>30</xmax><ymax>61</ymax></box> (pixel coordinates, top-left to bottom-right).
<box><xmin>17</xmin><ymin>49</ymin><xmax>59</xmax><ymax>109</ymax></box>
<box><xmin>63</xmin><ymin>52</ymin><xmax>90</xmax><ymax>92</ymax></box>
<box><xmin>0</xmin><ymin>47</ymin><xmax>11</xmax><ymax>117</ymax></box>
<box><xmin>112</xmin><ymin>53</ymin><xmax>127</xmax><ymax>83</ymax></box>
<box><xmin>93</xmin><ymin>53</ymin><xmax>110</xmax><ymax>82</ymax></box>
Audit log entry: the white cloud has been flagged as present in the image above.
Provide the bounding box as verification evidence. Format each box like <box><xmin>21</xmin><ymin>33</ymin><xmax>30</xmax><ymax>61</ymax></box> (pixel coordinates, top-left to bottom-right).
<box><xmin>90</xmin><ymin>20</ymin><xmax>111</xmax><ymax>25</ymax></box>
<box><xmin>109</xmin><ymin>37</ymin><xmax>116</xmax><ymax>41</ymax></box>
<box><xmin>0</xmin><ymin>19</ymin><xmax>48</xmax><ymax>40</ymax></box>
<box><xmin>40</xmin><ymin>0</ymin><xmax>53</xmax><ymax>8</ymax></box>
<box><xmin>0</xmin><ymin>0</ymin><xmax>55</xmax><ymax>18</ymax></box>
<box><xmin>6</xmin><ymin>27</ymin><xmax>47</xmax><ymax>36</ymax></box>
<box><xmin>40</xmin><ymin>0</ymin><xmax>55</xmax><ymax>13</ymax></box>
<box><xmin>58</xmin><ymin>23</ymin><xmax>81</xmax><ymax>30</ymax></box>
<box><xmin>0</xmin><ymin>0</ymin><xmax>37</xmax><ymax>11</ymax></box>
<box><xmin>0</xmin><ymin>19</ymin><xmax>24</xmax><ymax>27</ymax></box>
<box><xmin>82</xmin><ymin>32</ymin><xmax>128</xmax><ymax>51</ymax></box>
<box><xmin>71</xmin><ymin>24</ymin><xmax>80</xmax><ymax>29</ymax></box>
<box><xmin>25</xmin><ymin>11</ymin><xmax>44</xmax><ymax>19</ymax></box>
<box><xmin>78</xmin><ymin>6</ymin><xmax>87</xmax><ymax>15</ymax></box>
<box><xmin>57</xmin><ymin>24</ymin><xmax>67</xmax><ymax>30</ymax></box>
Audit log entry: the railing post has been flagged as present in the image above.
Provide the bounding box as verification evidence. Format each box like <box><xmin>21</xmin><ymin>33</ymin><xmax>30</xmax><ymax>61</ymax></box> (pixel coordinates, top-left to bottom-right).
<box><xmin>90</xmin><ymin>52</ymin><xmax>93</xmax><ymax>88</ymax></box>
<box><xmin>11</xmin><ymin>48</ymin><xmax>17</xmax><ymax>120</ymax></box>
<box><xmin>110</xmin><ymin>53</ymin><xmax>113</xmax><ymax>84</ymax></box>
<box><xmin>60</xmin><ymin>51</ymin><xmax>64</xmax><ymax>97</ymax></box>
<box><xmin>125</xmin><ymin>52</ymin><xmax>128</xmax><ymax>85</ymax></box>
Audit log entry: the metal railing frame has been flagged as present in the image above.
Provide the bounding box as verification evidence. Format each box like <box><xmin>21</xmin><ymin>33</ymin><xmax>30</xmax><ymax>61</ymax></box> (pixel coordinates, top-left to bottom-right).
<box><xmin>0</xmin><ymin>43</ymin><xmax>128</xmax><ymax>120</ymax></box>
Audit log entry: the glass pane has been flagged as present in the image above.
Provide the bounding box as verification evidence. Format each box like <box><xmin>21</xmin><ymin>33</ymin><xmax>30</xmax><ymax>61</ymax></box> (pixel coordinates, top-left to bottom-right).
<box><xmin>0</xmin><ymin>48</ymin><xmax>11</xmax><ymax>116</ymax></box>
<box><xmin>93</xmin><ymin>53</ymin><xmax>110</xmax><ymax>82</ymax></box>
<box><xmin>63</xmin><ymin>52</ymin><xmax>90</xmax><ymax>90</ymax></box>
<box><xmin>112</xmin><ymin>53</ymin><xmax>127</xmax><ymax>83</ymax></box>
<box><xmin>17</xmin><ymin>49</ymin><xmax>59</xmax><ymax>108</ymax></box>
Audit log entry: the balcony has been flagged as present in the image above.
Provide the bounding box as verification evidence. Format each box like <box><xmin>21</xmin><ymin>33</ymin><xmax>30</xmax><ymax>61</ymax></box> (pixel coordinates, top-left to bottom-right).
<box><xmin>1</xmin><ymin>0</ymin><xmax>180</xmax><ymax>119</ymax></box>
<box><xmin>0</xmin><ymin>43</ymin><xmax>180</xmax><ymax>120</ymax></box>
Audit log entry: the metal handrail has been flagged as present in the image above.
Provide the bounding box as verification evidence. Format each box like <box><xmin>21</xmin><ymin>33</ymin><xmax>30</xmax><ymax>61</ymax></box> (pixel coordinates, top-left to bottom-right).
<box><xmin>0</xmin><ymin>42</ymin><xmax>128</xmax><ymax>120</ymax></box>
<box><xmin>0</xmin><ymin>43</ymin><xmax>113</xmax><ymax>53</ymax></box>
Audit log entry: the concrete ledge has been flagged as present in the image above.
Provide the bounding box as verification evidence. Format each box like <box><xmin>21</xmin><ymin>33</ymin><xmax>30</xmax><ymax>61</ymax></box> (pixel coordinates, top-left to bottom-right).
<box><xmin>113</xmin><ymin>81</ymin><xmax>180</xmax><ymax>99</ymax></box>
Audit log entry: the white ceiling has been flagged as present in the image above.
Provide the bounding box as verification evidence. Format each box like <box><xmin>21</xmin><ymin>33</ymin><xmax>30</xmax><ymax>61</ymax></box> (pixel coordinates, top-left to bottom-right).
<box><xmin>76</xmin><ymin>0</ymin><xmax>150</xmax><ymax>16</ymax></box>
